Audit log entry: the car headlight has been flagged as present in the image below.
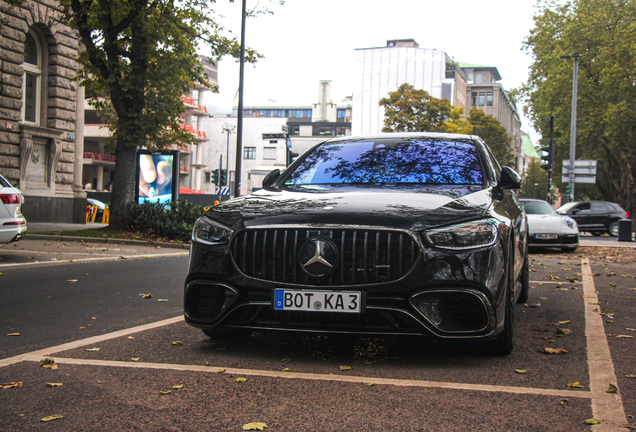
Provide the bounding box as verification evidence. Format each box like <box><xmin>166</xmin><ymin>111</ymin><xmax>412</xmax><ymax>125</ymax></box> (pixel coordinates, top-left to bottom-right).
<box><xmin>423</xmin><ymin>219</ymin><xmax>499</xmax><ymax>250</ymax></box>
<box><xmin>192</xmin><ymin>215</ymin><xmax>233</xmax><ymax>245</ymax></box>
<box><xmin>565</xmin><ymin>218</ymin><xmax>577</xmax><ymax>229</ymax></box>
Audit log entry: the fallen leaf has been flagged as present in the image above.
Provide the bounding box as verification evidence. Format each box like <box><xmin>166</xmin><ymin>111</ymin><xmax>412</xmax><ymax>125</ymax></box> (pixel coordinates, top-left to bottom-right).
<box><xmin>556</xmin><ymin>328</ymin><xmax>572</xmax><ymax>335</ymax></box>
<box><xmin>217</xmin><ymin>369</ymin><xmax>225</xmax><ymax>373</ymax></box>
<box><xmin>172</xmin><ymin>384</ymin><xmax>183</xmax><ymax>389</ymax></box>
<box><xmin>589</xmin><ymin>302</ymin><xmax>600</xmax><ymax>305</ymax></box>
<box><xmin>539</xmin><ymin>297</ymin><xmax>548</xmax><ymax>300</ymax></box>
<box><xmin>67</xmin><ymin>279</ymin><xmax>78</xmax><ymax>284</ymax></box>
<box><xmin>560</xmin><ymin>398</ymin><xmax>569</xmax><ymax>407</ymax></box>
<box><xmin>281</xmin><ymin>358</ymin><xmax>291</xmax><ymax>362</ymax></box>
<box><xmin>340</xmin><ymin>366</ymin><xmax>352</xmax><ymax>371</ymax></box>
<box><xmin>205</xmin><ymin>361</ymin><xmax>210</xmax><ymax>366</ymax></box>
<box><xmin>626</xmin><ymin>374</ymin><xmax>636</xmax><ymax>378</ymax></box>
<box><xmin>79</xmin><ymin>327</ymin><xmax>85</xmax><ymax>329</ymax></box>
<box><xmin>609</xmin><ymin>283</ymin><xmax>616</xmax><ymax>287</ymax></box>
<box><xmin>159</xmin><ymin>390</ymin><xmax>172</xmax><ymax>395</ymax></box>
<box><xmin>120</xmin><ymin>256</ymin><xmax>128</xmax><ymax>259</ymax></box>
<box><xmin>157</xmin><ymin>299</ymin><xmax>169</xmax><ymax>302</ymax></box>
<box><xmin>131</xmin><ymin>358</ymin><xmax>140</xmax><ymax>362</ymax></box>
<box><xmin>621</xmin><ymin>424</ymin><xmax>636</xmax><ymax>430</ymax></box>
<box><xmin>282</xmin><ymin>367</ymin><xmax>290</xmax><ymax>372</ymax></box>
<box><xmin>172</xmin><ymin>341</ymin><xmax>183</xmax><ymax>346</ymax></box>
<box><xmin>607</xmin><ymin>384</ymin><xmax>618</xmax><ymax>394</ymax></box>
<box><xmin>40</xmin><ymin>358</ymin><xmax>58</xmax><ymax>370</ymax></box>
<box><xmin>85</xmin><ymin>348</ymin><xmax>100</xmax><ymax>352</ymax></box>
<box><xmin>1</xmin><ymin>382</ymin><xmax>23</xmax><ymax>389</ymax></box>
<box><xmin>568</xmin><ymin>381</ymin><xmax>584</xmax><ymax>388</ymax></box>
<box><xmin>583</xmin><ymin>295</ymin><xmax>595</xmax><ymax>298</ymax></box>
<box><xmin>41</xmin><ymin>414</ymin><xmax>64</xmax><ymax>422</ymax></box>
<box><xmin>46</xmin><ymin>383</ymin><xmax>63</xmax><ymax>387</ymax></box>
<box><xmin>7</xmin><ymin>333</ymin><xmax>20</xmax><ymax>336</ymax></box>
<box><xmin>140</xmin><ymin>294</ymin><xmax>152</xmax><ymax>299</ymax></box>
<box><xmin>235</xmin><ymin>377</ymin><xmax>247</xmax><ymax>383</ymax></box>
<box><xmin>615</xmin><ymin>335</ymin><xmax>633</xmax><ymax>338</ymax></box>
<box><xmin>515</xmin><ymin>369</ymin><xmax>527</xmax><ymax>374</ymax></box>
<box><xmin>367</xmin><ymin>382</ymin><xmax>375</xmax><ymax>386</ymax></box>
<box><xmin>242</xmin><ymin>422</ymin><xmax>268</xmax><ymax>431</ymax></box>
<box><xmin>583</xmin><ymin>418</ymin><xmax>602</xmax><ymax>425</ymax></box>
<box><xmin>543</xmin><ymin>348</ymin><xmax>568</xmax><ymax>354</ymax></box>
<box><xmin>127</xmin><ymin>336</ymin><xmax>134</xmax><ymax>339</ymax></box>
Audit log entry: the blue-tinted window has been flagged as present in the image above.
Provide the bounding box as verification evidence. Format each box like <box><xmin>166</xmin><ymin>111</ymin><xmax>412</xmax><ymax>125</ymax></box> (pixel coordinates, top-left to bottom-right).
<box><xmin>286</xmin><ymin>139</ymin><xmax>484</xmax><ymax>186</ymax></box>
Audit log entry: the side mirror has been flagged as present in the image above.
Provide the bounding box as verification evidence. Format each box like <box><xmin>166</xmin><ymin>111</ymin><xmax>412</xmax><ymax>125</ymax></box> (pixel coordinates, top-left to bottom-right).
<box><xmin>262</xmin><ymin>169</ymin><xmax>281</xmax><ymax>189</ymax></box>
<box><xmin>497</xmin><ymin>166</ymin><xmax>522</xmax><ymax>190</ymax></box>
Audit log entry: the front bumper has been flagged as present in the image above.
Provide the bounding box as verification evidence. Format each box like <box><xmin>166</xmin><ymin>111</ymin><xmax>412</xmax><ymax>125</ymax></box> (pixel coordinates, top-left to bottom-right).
<box><xmin>527</xmin><ymin>233</ymin><xmax>579</xmax><ymax>248</ymax></box>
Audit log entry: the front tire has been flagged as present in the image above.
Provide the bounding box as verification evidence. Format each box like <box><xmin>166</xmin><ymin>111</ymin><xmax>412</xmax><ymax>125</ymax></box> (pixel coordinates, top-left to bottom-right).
<box><xmin>490</xmin><ymin>246</ymin><xmax>514</xmax><ymax>356</ymax></box>
<box><xmin>608</xmin><ymin>221</ymin><xmax>619</xmax><ymax>237</ymax></box>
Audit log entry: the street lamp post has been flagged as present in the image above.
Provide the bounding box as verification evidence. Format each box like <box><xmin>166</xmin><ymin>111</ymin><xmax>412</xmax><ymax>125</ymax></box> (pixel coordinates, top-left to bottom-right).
<box><xmin>534</xmin><ymin>183</ymin><xmax>539</xmax><ymax>199</ymax></box>
<box><xmin>222</xmin><ymin>124</ymin><xmax>235</xmax><ymax>198</ymax></box>
<box><xmin>234</xmin><ymin>0</ymin><xmax>247</xmax><ymax>198</ymax></box>
<box><xmin>560</xmin><ymin>52</ymin><xmax>580</xmax><ymax>203</ymax></box>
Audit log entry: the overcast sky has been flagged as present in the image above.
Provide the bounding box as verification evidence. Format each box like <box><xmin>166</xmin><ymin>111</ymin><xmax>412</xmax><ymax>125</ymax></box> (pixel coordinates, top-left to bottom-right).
<box><xmin>203</xmin><ymin>0</ymin><xmax>540</xmax><ymax>137</ymax></box>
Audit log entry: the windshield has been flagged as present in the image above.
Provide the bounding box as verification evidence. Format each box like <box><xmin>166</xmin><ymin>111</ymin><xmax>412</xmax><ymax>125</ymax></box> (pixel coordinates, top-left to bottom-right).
<box><xmin>284</xmin><ymin>139</ymin><xmax>485</xmax><ymax>187</ymax></box>
<box><xmin>556</xmin><ymin>202</ymin><xmax>577</xmax><ymax>213</ymax></box>
<box><xmin>521</xmin><ymin>200</ymin><xmax>557</xmax><ymax>215</ymax></box>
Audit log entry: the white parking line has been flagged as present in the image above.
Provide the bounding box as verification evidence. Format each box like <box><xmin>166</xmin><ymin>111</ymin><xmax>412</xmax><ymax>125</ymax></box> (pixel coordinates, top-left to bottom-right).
<box><xmin>581</xmin><ymin>257</ymin><xmax>628</xmax><ymax>431</ymax></box>
<box><xmin>0</xmin><ymin>252</ymin><xmax>188</xmax><ymax>268</ymax></box>
<box><xmin>0</xmin><ymin>316</ymin><xmax>184</xmax><ymax>368</ymax></box>
<box><xmin>18</xmin><ymin>355</ymin><xmax>593</xmax><ymax>400</ymax></box>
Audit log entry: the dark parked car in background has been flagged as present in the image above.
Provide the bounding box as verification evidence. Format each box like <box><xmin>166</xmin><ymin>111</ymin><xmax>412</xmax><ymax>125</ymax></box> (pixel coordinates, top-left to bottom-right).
<box><xmin>556</xmin><ymin>200</ymin><xmax>629</xmax><ymax>236</ymax></box>
<box><xmin>185</xmin><ymin>133</ymin><xmax>528</xmax><ymax>355</ymax></box>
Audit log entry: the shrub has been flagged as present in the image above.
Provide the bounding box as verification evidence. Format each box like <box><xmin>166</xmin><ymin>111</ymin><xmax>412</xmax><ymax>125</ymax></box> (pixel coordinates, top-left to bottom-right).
<box><xmin>120</xmin><ymin>199</ymin><xmax>206</xmax><ymax>241</ymax></box>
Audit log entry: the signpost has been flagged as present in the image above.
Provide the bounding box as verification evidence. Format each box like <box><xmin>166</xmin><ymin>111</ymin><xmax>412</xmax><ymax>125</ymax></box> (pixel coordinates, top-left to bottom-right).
<box><xmin>562</xmin><ymin>160</ymin><xmax>596</xmax><ymax>184</ymax></box>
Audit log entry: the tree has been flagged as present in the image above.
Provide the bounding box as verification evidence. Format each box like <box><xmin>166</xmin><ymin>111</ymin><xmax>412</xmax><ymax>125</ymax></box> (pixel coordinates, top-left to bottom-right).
<box><xmin>467</xmin><ymin>107</ymin><xmax>513</xmax><ymax>167</ymax></box>
<box><xmin>518</xmin><ymin>159</ymin><xmax>549</xmax><ymax>200</ymax></box>
<box><xmin>58</xmin><ymin>0</ymin><xmax>273</xmax><ymax>228</ymax></box>
<box><xmin>521</xmin><ymin>0</ymin><xmax>636</xmax><ymax>216</ymax></box>
<box><xmin>379</xmin><ymin>83</ymin><xmax>455</xmax><ymax>133</ymax></box>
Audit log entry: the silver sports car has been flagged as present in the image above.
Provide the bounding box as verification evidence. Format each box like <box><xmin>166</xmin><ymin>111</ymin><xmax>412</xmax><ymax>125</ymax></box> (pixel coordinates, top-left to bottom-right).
<box><xmin>520</xmin><ymin>199</ymin><xmax>579</xmax><ymax>252</ymax></box>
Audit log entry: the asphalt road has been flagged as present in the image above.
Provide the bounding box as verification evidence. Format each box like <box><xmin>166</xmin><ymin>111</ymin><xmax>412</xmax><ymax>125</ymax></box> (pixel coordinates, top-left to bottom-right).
<box><xmin>1</xmin><ymin>241</ymin><xmax>635</xmax><ymax>431</ymax></box>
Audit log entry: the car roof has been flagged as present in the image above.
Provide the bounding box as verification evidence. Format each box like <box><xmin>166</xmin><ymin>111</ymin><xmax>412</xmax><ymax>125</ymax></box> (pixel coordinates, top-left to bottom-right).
<box><xmin>322</xmin><ymin>132</ymin><xmax>479</xmax><ymax>143</ymax></box>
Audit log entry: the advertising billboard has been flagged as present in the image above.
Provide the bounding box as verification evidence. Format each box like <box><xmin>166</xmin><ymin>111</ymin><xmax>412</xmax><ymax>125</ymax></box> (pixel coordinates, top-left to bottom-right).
<box><xmin>136</xmin><ymin>151</ymin><xmax>179</xmax><ymax>204</ymax></box>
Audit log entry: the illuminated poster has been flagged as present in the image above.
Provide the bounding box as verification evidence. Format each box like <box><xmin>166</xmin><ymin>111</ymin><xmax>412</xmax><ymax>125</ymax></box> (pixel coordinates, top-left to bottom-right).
<box><xmin>136</xmin><ymin>152</ymin><xmax>177</xmax><ymax>204</ymax></box>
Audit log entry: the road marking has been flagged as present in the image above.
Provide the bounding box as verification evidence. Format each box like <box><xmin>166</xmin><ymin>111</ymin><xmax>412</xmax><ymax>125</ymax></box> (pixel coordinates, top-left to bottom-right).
<box><xmin>19</xmin><ymin>354</ymin><xmax>593</xmax><ymax>399</ymax></box>
<box><xmin>529</xmin><ymin>280</ymin><xmax>581</xmax><ymax>284</ymax></box>
<box><xmin>0</xmin><ymin>316</ymin><xmax>184</xmax><ymax>368</ymax></box>
<box><xmin>581</xmin><ymin>257</ymin><xmax>628</xmax><ymax>431</ymax></box>
<box><xmin>0</xmin><ymin>252</ymin><xmax>188</xmax><ymax>268</ymax></box>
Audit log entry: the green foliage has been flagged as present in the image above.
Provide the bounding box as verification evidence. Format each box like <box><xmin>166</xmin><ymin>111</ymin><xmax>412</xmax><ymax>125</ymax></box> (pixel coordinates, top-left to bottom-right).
<box><xmin>518</xmin><ymin>159</ymin><xmax>549</xmax><ymax>200</ymax></box>
<box><xmin>521</xmin><ymin>0</ymin><xmax>636</xmax><ymax>214</ymax></box>
<box><xmin>379</xmin><ymin>83</ymin><xmax>454</xmax><ymax>132</ymax></box>
<box><xmin>120</xmin><ymin>199</ymin><xmax>206</xmax><ymax>241</ymax></box>
<box><xmin>468</xmin><ymin>108</ymin><xmax>513</xmax><ymax>167</ymax></box>
<box><xmin>379</xmin><ymin>84</ymin><xmax>514</xmax><ymax>166</ymax></box>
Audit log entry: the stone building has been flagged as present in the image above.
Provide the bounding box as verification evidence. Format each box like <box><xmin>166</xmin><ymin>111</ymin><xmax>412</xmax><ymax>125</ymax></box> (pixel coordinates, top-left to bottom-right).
<box><xmin>0</xmin><ymin>0</ymin><xmax>85</xmax><ymax>222</ymax></box>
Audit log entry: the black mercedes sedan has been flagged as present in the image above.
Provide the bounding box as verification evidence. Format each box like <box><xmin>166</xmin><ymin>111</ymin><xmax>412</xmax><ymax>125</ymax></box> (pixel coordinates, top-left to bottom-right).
<box><xmin>184</xmin><ymin>133</ymin><xmax>528</xmax><ymax>355</ymax></box>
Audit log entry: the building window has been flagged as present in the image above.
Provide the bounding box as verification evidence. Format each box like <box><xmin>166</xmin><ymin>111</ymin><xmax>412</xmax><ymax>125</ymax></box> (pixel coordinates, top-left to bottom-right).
<box><xmin>486</xmin><ymin>92</ymin><xmax>493</xmax><ymax>106</ymax></box>
<box><xmin>204</xmin><ymin>172</ymin><xmax>211</xmax><ymax>183</ymax></box>
<box><xmin>22</xmin><ymin>30</ymin><xmax>42</xmax><ymax>124</ymax></box>
<box><xmin>263</xmin><ymin>147</ymin><xmax>276</xmax><ymax>160</ymax></box>
<box><xmin>244</xmin><ymin>147</ymin><xmax>256</xmax><ymax>159</ymax></box>
<box><xmin>478</xmin><ymin>92</ymin><xmax>486</xmax><ymax>106</ymax></box>
<box><xmin>471</xmin><ymin>92</ymin><xmax>478</xmax><ymax>106</ymax></box>
<box><xmin>475</xmin><ymin>73</ymin><xmax>483</xmax><ymax>84</ymax></box>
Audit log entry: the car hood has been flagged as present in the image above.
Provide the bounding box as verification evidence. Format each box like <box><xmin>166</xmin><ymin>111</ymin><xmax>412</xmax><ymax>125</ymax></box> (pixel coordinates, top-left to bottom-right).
<box><xmin>205</xmin><ymin>185</ymin><xmax>494</xmax><ymax>232</ymax></box>
<box><xmin>527</xmin><ymin>214</ymin><xmax>578</xmax><ymax>233</ymax></box>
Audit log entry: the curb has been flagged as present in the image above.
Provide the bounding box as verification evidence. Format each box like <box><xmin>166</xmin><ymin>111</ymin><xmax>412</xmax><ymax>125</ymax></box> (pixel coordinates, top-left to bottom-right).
<box><xmin>24</xmin><ymin>233</ymin><xmax>191</xmax><ymax>250</ymax></box>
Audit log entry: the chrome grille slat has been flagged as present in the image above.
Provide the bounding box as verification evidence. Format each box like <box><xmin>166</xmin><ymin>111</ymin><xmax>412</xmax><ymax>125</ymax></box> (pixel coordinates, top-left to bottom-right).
<box><xmin>231</xmin><ymin>228</ymin><xmax>418</xmax><ymax>286</ymax></box>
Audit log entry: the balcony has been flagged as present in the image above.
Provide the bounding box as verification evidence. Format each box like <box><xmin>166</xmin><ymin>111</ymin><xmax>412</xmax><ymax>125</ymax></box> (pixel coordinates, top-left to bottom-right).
<box><xmin>178</xmin><ymin>124</ymin><xmax>207</xmax><ymax>141</ymax></box>
<box><xmin>181</xmin><ymin>96</ymin><xmax>209</xmax><ymax>116</ymax></box>
<box><xmin>83</xmin><ymin>152</ymin><xmax>116</xmax><ymax>165</ymax></box>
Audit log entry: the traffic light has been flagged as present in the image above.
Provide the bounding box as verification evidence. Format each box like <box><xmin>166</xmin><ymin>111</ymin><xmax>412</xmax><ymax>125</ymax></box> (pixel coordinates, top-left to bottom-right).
<box><xmin>211</xmin><ymin>169</ymin><xmax>219</xmax><ymax>184</ymax></box>
<box><xmin>219</xmin><ymin>169</ymin><xmax>227</xmax><ymax>186</ymax></box>
<box><xmin>289</xmin><ymin>151</ymin><xmax>299</xmax><ymax>159</ymax></box>
<box><xmin>540</xmin><ymin>144</ymin><xmax>551</xmax><ymax>171</ymax></box>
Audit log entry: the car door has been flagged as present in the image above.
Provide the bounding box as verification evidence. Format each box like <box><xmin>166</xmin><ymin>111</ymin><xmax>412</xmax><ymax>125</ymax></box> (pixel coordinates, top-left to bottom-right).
<box><xmin>589</xmin><ymin>202</ymin><xmax>611</xmax><ymax>230</ymax></box>
<box><xmin>570</xmin><ymin>202</ymin><xmax>591</xmax><ymax>229</ymax></box>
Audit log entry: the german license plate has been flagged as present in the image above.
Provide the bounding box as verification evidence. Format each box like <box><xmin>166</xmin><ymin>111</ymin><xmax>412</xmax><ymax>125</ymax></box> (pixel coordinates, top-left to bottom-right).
<box><xmin>535</xmin><ymin>233</ymin><xmax>558</xmax><ymax>239</ymax></box>
<box><xmin>273</xmin><ymin>289</ymin><xmax>364</xmax><ymax>313</ymax></box>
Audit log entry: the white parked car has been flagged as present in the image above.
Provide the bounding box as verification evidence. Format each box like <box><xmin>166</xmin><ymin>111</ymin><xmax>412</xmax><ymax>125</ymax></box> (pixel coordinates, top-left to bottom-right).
<box><xmin>0</xmin><ymin>174</ymin><xmax>27</xmax><ymax>243</ymax></box>
<box><xmin>520</xmin><ymin>199</ymin><xmax>578</xmax><ymax>252</ymax></box>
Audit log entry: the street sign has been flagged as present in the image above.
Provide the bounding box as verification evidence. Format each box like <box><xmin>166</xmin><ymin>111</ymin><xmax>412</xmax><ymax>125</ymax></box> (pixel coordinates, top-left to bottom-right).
<box><xmin>562</xmin><ymin>176</ymin><xmax>596</xmax><ymax>184</ymax></box>
<box><xmin>562</xmin><ymin>160</ymin><xmax>597</xmax><ymax>184</ymax></box>
<box><xmin>281</xmin><ymin>125</ymin><xmax>290</xmax><ymax>133</ymax></box>
<box><xmin>262</xmin><ymin>132</ymin><xmax>287</xmax><ymax>140</ymax></box>
<box><xmin>286</xmin><ymin>137</ymin><xmax>292</xmax><ymax>149</ymax></box>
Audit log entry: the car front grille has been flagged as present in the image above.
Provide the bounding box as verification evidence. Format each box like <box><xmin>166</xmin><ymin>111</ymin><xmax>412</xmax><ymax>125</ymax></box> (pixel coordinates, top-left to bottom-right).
<box><xmin>231</xmin><ymin>228</ymin><xmax>419</xmax><ymax>286</ymax></box>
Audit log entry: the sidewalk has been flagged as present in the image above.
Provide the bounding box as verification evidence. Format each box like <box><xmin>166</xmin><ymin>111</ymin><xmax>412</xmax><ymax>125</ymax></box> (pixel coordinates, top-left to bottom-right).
<box><xmin>579</xmin><ymin>234</ymin><xmax>636</xmax><ymax>248</ymax></box>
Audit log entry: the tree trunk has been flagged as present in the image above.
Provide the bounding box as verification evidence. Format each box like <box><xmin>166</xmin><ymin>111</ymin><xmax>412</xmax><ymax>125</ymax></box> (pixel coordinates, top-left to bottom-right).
<box><xmin>109</xmin><ymin>139</ymin><xmax>138</xmax><ymax>229</ymax></box>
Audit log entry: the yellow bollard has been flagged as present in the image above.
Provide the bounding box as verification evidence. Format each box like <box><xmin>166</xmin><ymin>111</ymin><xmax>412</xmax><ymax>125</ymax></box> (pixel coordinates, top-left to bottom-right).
<box><xmin>102</xmin><ymin>208</ymin><xmax>110</xmax><ymax>224</ymax></box>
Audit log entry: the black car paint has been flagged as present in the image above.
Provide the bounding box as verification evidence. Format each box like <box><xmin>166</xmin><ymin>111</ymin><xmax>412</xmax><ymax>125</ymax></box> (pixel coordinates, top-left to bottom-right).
<box><xmin>185</xmin><ymin>134</ymin><xmax>526</xmax><ymax>345</ymax></box>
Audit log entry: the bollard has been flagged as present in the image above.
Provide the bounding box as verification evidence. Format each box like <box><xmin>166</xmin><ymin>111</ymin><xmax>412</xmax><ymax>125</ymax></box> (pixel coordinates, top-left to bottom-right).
<box><xmin>618</xmin><ymin>218</ymin><xmax>633</xmax><ymax>242</ymax></box>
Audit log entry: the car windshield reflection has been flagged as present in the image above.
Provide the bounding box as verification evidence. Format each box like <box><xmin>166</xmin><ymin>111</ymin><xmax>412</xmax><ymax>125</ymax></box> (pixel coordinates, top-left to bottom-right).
<box><xmin>284</xmin><ymin>139</ymin><xmax>485</xmax><ymax>187</ymax></box>
<box><xmin>521</xmin><ymin>200</ymin><xmax>557</xmax><ymax>215</ymax></box>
